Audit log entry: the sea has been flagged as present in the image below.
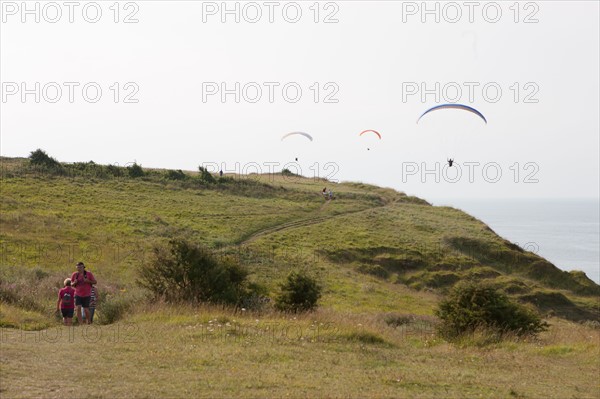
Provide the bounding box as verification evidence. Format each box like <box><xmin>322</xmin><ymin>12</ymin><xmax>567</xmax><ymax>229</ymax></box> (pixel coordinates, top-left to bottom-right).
<box><xmin>430</xmin><ymin>199</ymin><xmax>600</xmax><ymax>284</ymax></box>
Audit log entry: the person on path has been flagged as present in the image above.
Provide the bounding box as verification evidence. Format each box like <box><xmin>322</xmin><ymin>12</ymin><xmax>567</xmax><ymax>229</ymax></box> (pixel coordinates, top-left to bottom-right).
<box><xmin>57</xmin><ymin>278</ymin><xmax>75</xmax><ymax>326</ymax></box>
<box><xmin>81</xmin><ymin>285</ymin><xmax>98</xmax><ymax>324</ymax></box>
<box><xmin>70</xmin><ymin>262</ymin><xmax>96</xmax><ymax>325</ymax></box>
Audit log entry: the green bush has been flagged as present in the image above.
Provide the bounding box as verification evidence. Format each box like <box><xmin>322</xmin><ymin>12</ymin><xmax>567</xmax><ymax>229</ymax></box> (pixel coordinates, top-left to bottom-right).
<box><xmin>275</xmin><ymin>270</ymin><xmax>321</xmax><ymax>313</ymax></box>
<box><xmin>106</xmin><ymin>164</ymin><xmax>125</xmax><ymax>177</ymax></box>
<box><xmin>97</xmin><ymin>295</ymin><xmax>130</xmax><ymax>325</ymax></box>
<box><xmin>341</xmin><ymin>331</ymin><xmax>388</xmax><ymax>345</ymax></box>
<box><xmin>384</xmin><ymin>314</ymin><xmax>416</xmax><ymax>327</ymax></box>
<box><xmin>217</xmin><ymin>176</ymin><xmax>235</xmax><ymax>184</ymax></box>
<box><xmin>198</xmin><ymin>166</ymin><xmax>216</xmax><ymax>184</ymax></box>
<box><xmin>127</xmin><ymin>163</ymin><xmax>144</xmax><ymax>178</ymax></box>
<box><xmin>29</xmin><ymin>149</ymin><xmax>63</xmax><ymax>172</ymax></box>
<box><xmin>138</xmin><ymin>238</ymin><xmax>249</xmax><ymax>305</ymax></box>
<box><xmin>238</xmin><ymin>282</ymin><xmax>271</xmax><ymax>311</ymax></box>
<box><xmin>436</xmin><ymin>281</ymin><xmax>548</xmax><ymax>339</ymax></box>
<box><xmin>166</xmin><ymin>169</ymin><xmax>188</xmax><ymax>181</ymax></box>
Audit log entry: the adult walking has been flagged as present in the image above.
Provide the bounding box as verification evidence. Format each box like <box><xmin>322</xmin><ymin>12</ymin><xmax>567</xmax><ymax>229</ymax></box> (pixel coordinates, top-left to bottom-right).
<box><xmin>71</xmin><ymin>262</ymin><xmax>97</xmax><ymax>325</ymax></box>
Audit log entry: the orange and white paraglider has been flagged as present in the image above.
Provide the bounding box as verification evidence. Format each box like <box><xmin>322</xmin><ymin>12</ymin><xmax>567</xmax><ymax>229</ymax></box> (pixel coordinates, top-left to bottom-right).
<box><xmin>359</xmin><ymin>130</ymin><xmax>382</xmax><ymax>139</ymax></box>
<box><xmin>359</xmin><ymin>130</ymin><xmax>381</xmax><ymax>151</ymax></box>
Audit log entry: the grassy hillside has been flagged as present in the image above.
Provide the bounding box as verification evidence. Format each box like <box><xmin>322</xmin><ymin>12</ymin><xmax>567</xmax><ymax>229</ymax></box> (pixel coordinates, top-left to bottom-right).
<box><xmin>1</xmin><ymin>155</ymin><xmax>599</xmax><ymax>398</ymax></box>
<box><xmin>1</xmin><ymin>156</ymin><xmax>597</xmax><ymax>323</ymax></box>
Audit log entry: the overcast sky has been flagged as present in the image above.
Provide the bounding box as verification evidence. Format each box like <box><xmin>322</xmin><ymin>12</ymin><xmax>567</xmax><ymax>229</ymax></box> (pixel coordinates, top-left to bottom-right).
<box><xmin>1</xmin><ymin>1</ymin><xmax>598</xmax><ymax>200</ymax></box>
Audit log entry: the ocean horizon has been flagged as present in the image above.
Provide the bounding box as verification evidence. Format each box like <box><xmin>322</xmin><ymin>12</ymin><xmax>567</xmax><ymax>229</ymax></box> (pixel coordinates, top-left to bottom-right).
<box><xmin>430</xmin><ymin>198</ymin><xmax>600</xmax><ymax>284</ymax></box>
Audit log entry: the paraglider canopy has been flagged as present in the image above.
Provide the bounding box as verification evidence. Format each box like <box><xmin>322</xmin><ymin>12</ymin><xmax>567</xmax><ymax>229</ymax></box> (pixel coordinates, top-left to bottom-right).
<box><xmin>359</xmin><ymin>130</ymin><xmax>382</xmax><ymax>139</ymax></box>
<box><xmin>417</xmin><ymin>104</ymin><xmax>487</xmax><ymax>124</ymax></box>
<box><xmin>281</xmin><ymin>132</ymin><xmax>313</xmax><ymax>141</ymax></box>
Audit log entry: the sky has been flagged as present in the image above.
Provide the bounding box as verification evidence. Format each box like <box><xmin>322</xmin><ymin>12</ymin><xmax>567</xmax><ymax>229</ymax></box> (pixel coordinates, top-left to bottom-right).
<box><xmin>1</xmin><ymin>0</ymin><xmax>599</xmax><ymax>200</ymax></box>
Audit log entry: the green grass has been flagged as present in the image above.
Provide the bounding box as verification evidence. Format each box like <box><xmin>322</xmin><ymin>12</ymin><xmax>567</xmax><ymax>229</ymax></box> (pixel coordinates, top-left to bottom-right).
<box><xmin>539</xmin><ymin>345</ymin><xmax>578</xmax><ymax>356</ymax></box>
<box><xmin>0</xmin><ymin>302</ymin><xmax>54</xmax><ymax>330</ymax></box>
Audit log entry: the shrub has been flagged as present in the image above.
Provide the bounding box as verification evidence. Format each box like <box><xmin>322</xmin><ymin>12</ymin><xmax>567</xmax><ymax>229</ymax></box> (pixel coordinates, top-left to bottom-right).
<box><xmin>384</xmin><ymin>314</ymin><xmax>415</xmax><ymax>327</ymax></box>
<box><xmin>63</xmin><ymin>161</ymin><xmax>112</xmax><ymax>179</ymax></box>
<box><xmin>166</xmin><ymin>169</ymin><xmax>188</xmax><ymax>181</ymax></box>
<box><xmin>138</xmin><ymin>238</ymin><xmax>249</xmax><ymax>305</ymax></box>
<box><xmin>97</xmin><ymin>295</ymin><xmax>130</xmax><ymax>325</ymax></box>
<box><xmin>436</xmin><ymin>281</ymin><xmax>548</xmax><ymax>339</ymax></box>
<box><xmin>341</xmin><ymin>331</ymin><xmax>388</xmax><ymax>345</ymax></box>
<box><xmin>28</xmin><ymin>149</ymin><xmax>62</xmax><ymax>172</ymax></box>
<box><xmin>217</xmin><ymin>176</ymin><xmax>235</xmax><ymax>184</ymax></box>
<box><xmin>275</xmin><ymin>270</ymin><xmax>321</xmax><ymax>313</ymax></box>
<box><xmin>32</xmin><ymin>266</ymin><xmax>49</xmax><ymax>280</ymax></box>
<box><xmin>127</xmin><ymin>163</ymin><xmax>144</xmax><ymax>178</ymax></box>
<box><xmin>238</xmin><ymin>283</ymin><xmax>271</xmax><ymax>312</ymax></box>
<box><xmin>198</xmin><ymin>166</ymin><xmax>216</xmax><ymax>184</ymax></box>
<box><xmin>106</xmin><ymin>164</ymin><xmax>124</xmax><ymax>177</ymax></box>
<box><xmin>0</xmin><ymin>267</ymin><xmax>55</xmax><ymax>310</ymax></box>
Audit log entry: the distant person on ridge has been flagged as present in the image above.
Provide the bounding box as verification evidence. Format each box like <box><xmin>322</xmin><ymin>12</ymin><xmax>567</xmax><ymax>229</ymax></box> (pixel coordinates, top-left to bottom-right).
<box><xmin>71</xmin><ymin>262</ymin><xmax>96</xmax><ymax>325</ymax></box>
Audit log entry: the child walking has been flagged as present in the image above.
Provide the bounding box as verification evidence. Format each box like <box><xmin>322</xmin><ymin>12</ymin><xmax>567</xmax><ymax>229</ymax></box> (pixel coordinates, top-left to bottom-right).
<box><xmin>57</xmin><ymin>278</ymin><xmax>75</xmax><ymax>326</ymax></box>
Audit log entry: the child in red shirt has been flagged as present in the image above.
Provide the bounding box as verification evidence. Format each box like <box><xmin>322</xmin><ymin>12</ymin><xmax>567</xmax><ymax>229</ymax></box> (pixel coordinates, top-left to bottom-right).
<box><xmin>57</xmin><ymin>278</ymin><xmax>75</xmax><ymax>326</ymax></box>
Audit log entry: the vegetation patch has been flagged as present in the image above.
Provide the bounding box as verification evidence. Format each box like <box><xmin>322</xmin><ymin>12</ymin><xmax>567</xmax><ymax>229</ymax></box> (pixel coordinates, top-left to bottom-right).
<box><xmin>0</xmin><ymin>302</ymin><xmax>51</xmax><ymax>330</ymax></box>
<box><xmin>138</xmin><ymin>238</ymin><xmax>250</xmax><ymax>305</ymax></box>
<box><xmin>339</xmin><ymin>330</ymin><xmax>390</xmax><ymax>346</ymax></box>
<box><xmin>436</xmin><ymin>281</ymin><xmax>548</xmax><ymax>341</ymax></box>
<box><xmin>539</xmin><ymin>345</ymin><xmax>577</xmax><ymax>356</ymax></box>
<box><xmin>274</xmin><ymin>270</ymin><xmax>321</xmax><ymax>313</ymax></box>
<box><xmin>406</xmin><ymin>271</ymin><xmax>462</xmax><ymax>291</ymax></box>
<box><xmin>355</xmin><ymin>263</ymin><xmax>390</xmax><ymax>279</ymax></box>
<box><xmin>523</xmin><ymin>261</ymin><xmax>600</xmax><ymax>296</ymax></box>
<box><xmin>519</xmin><ymin>290</ymin><xmax>599</xmax><ymax>321</ymax></box>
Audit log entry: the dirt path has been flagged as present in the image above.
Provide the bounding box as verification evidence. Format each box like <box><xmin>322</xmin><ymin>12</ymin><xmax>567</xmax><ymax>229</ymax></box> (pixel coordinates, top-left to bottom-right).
<box><xmin>240</xmin><ymin>215</ymin><xmax>333</xmax><ymax>244</ymax></box>
<box><xmin>239</xmin><ymin>198</ymin><xmax>394</xmax><ymax>245</ymax></box>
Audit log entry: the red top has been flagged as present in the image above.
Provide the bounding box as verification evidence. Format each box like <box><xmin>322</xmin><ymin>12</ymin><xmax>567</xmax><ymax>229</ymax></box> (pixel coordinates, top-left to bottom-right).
<box><xmin>59</xmin><ymin>287</ymin><xmax>76</xmax><ymax>309</ymax></box>
<box><xmin>70</xmin><ymin>271</ymin><xmax>95</xmax><ymax>297</ymax></box>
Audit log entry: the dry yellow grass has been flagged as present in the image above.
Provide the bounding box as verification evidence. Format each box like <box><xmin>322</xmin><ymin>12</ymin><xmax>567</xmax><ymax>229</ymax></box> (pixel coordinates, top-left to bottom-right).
<box><xmin>1</xmin><ymin>306</ymin><xmax>599</xmax><ymax>399</ymax></box>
